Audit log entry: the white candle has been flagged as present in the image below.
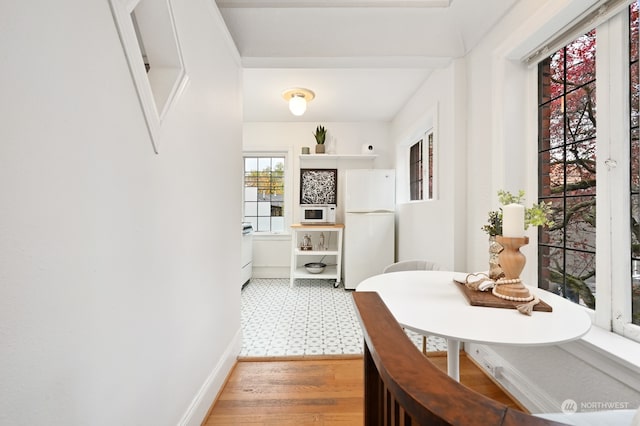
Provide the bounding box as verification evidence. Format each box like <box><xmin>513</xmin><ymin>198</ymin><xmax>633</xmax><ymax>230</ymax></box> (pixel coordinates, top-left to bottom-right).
<box><xmin>502</xmin><ymin>203</ymin><xmax>525</xmax><ymax>238</ymax></box>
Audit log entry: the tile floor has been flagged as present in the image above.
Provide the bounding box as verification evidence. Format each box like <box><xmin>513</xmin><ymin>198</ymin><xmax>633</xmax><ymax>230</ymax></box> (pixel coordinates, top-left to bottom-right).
<box><xmin>240</xmin><ymin>278</ymin><xmax>447</xmax><ymax>357</ymax></box>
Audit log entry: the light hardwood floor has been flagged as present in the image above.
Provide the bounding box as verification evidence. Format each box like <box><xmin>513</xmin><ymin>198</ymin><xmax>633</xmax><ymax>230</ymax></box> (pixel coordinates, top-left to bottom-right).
<box><xmin>203</xmin><ymin>352</ymin><xmax>525</xmax><ymax>425</ymax></box>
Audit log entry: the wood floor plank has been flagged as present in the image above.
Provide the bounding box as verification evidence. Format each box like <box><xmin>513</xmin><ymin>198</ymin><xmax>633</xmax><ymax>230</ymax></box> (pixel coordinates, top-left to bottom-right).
<box><xmin>204</xmin><ymin>353</ymin><xmax>524</xmax><ymax>425</ymax></box>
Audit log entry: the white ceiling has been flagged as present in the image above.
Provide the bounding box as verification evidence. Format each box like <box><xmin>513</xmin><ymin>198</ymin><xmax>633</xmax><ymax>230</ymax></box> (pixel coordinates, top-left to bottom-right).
<box><xmin>216</xmin><ymin>0</ymin><xmax>521</xmax><ymax>122</ymax></box>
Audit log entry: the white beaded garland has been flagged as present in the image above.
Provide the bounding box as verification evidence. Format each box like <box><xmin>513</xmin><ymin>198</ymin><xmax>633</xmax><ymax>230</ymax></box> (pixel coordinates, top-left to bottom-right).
<box><xmin>495</xmin><ymin>278</ymin><xmax>522</xmax><ymax>285</ymax></box>
<box><xmin>492</xmin><ymin>278</ymin><xmax>534</xmax><ymax>302</ymax></box>
<box><xmin>491</xmin><ymin>287</ymin><xmax>534</xmax><ymax>302</ymax></box>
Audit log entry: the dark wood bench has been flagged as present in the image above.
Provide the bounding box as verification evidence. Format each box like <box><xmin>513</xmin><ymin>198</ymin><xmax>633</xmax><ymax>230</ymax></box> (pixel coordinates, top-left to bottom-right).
<box><xmin>352</xmin><ymin>291</ymin><xmax>566</xmax><ymax>425</ymax></box>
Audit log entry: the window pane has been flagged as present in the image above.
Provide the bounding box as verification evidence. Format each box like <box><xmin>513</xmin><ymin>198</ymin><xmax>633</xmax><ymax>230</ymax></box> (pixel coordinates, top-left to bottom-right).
<box><xmin>244</xmin><ymin>186</ymin><xmax>257</xmax><ymax>202</ymax></box>
<box><xmin>538</xmin><ymin>57</ymin><xmax>556</xmax><ymax>105</ymax></box>
<box><xmin>539</xmin><ymin>198</ymin><xmax>564</xmax><ymax>247</ymax></box>
<box><xmin>245</xmin><ymin>157</ymin><xmax>257</xmax><ymax>172</ymax></box>
<box><xmin>539</xmin><ymin>148</ymin><xmax>564</xmax><ymax>195</ymax></box>
<box><xmin>565</xmin><ymin>83</ymin><xmax>597</xmax><ymax>144</ymax></box>
<box><xmin>257</xmin><ymin>217</ymin><xmax>271</xmax><ymax>232</ymax></box>
<box><xmin>539</xmin><ymin>98</ymin><xmax>564</xmax><ymax>151</ymax></box>
<box><xmin>564</xmin><ymin>196</ymin><xmax>596</xmax><ymax>251</ymax></box>
<box><xmin>257</xmin><ymin>181</ymin><xmax>270</xmax><ymax>200</ymax></box>
<box><xmin>632</xmin><ymin>276</ymin><xmax>640</xmax><ymax>325</ymax></box>
<box><xmin>540</xmin><ymin>54</ymin><xmax>565</xmax><ymax>104</ymax></box>
<box><xmin>244</xmin><ymin>201</ymin><xmax>257</xmax><ymax>216</ymax></box>
<box><xmin>271</xmin><ymin>201</ymin><xmax>283</xmax><ymax>217</ymax></box>
<box><xmin>257</xmin><ymin>201</ymin><xmax>270</xmax><ymax>216</ymax></box>
<box><xmin>565</xmin><ymin>30</ymin><xmax>596</xmax><ymax>87</ymax></box>
<box><xmin>271</xmin><ymin>217</ymin><xmax>285</xmax><ymax>233</ymax></box>
<box><xmin>632</xmin><ymin>65</ymin><xmax>639</xmax><ymax>129</ymax></box>
<box><xmin>633</xmin><ymin>195</ymin><xmax>640</xmax><ymax>258</ymax></box>
<box><xmin>565</xmin><ymin>250</ymin><xmax>596</xmax><ymax>308</ymax></box>
<box><xmin>631</xmin><ymin>2</ymin><xmax>639</xmax><ymax>63</ymax></box>
<box><xmin>273</xmin><ymin>157</ymin><xmax>285</xmax><ymax>171</ymax></box>
<box><xmin>272</xmin><ymin>176</ymin><xmax>284</xmax><ymax>197</ymax></box>
<box><xmin>258</xmin><ymin>157</ymin><xmax>271</xmax><ymax>171</ymax></box>
<box><xmin>566</xmin><ymin>140</ymin><xmax>596</xmax><ymax>196</ymax></box>
<box><xmin>427</xmin><ymin>133</ymin><xmax>434</xmax><ymax>199</ymax></box>
<box><xmin>538</xmin><ymin>245</ymin><xmax>564</xmax><ymax>292</ymax></box>
<box><xmin>632</xmin><ymin>192</ymin><xmax>640</xmax><ymax>323</ymax></box>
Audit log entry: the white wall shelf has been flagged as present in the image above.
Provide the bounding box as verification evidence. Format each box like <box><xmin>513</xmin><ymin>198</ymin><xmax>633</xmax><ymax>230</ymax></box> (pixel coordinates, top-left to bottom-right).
<box><xmin>299</xmin><ymin>154</ymin><xmax>377</xmax><ymax>160</ymax></box>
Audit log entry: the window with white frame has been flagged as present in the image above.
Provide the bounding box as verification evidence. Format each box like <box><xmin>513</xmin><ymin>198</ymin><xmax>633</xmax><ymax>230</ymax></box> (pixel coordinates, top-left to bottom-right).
<box><xmin>409</xmin><ymin>131</ymin><xmax>434</xmax><ymax>201</ymax></box>
<box><xmin>537</xmin><ymin>1</ymin><xmax>640</xmax><ymax>338</ymax></box>
<box><xmin>243</xmin><ymin>155</ymin><xmax>286</xmax><ymax>233</ymax></box>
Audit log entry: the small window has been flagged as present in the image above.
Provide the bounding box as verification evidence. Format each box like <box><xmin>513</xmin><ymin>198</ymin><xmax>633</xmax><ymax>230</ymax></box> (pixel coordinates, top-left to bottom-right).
<box><xmin>409</xmin><ymin>131</ymin><xmax>435</xmax><ymax>201</ymax></box>
<box><xmin>409</xmin><ymin>139</ymin><xmax>423</xmax><ymax>201</ymax></box>
<box><xmin>427</xmin><ymin>132</ymin><xmax>434</xmax><ymax>200</ymax></box>
<box><xmin>244</xmin><ymin>156</ymin><xmax>285</xmax><ymax>233</ymax></box>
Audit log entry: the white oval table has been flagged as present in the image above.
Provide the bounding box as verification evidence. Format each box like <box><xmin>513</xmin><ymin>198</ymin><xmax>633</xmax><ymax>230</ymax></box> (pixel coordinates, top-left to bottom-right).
<box><xmin>356</xmin><ymin>270</ymin><xmax>592</xmax><ymax>381</ymax></box>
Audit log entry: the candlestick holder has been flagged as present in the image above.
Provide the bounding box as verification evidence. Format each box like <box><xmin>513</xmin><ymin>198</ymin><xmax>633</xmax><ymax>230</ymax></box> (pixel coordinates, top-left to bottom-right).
<box><xmin>493</xmin><ymin>236</ymin><xmax>533</xmax><ymax>302</ymax></box>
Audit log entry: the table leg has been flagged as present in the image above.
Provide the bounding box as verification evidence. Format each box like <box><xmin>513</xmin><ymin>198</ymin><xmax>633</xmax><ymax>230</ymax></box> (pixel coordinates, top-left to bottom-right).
<box><xmin>447</xmin><ymin>339</ymin><xmax>460</xmax><ymax>382</ymax></box>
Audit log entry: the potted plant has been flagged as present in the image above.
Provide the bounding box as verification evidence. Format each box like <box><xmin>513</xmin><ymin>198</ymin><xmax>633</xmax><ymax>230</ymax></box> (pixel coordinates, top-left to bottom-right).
<box><xmin>482</xmin><ymin>190</ymin><xmax>554</xmax><ymax>279</ymax></box>
<box><xmin>313</xmin><ymin>125</ymin><xmax>327</xmax><ymax>153</ymax></box>
<box><xmin>482</xmin><ymin>190</ymin><xmax>554</xmax><ymax>236</ymax></box>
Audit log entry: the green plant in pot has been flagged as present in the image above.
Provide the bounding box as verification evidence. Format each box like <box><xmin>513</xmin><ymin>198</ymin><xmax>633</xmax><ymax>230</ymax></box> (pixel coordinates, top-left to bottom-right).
<box><xmin>482</xmin><ymin>190</ymin><xmax>554</xmax><ymax>279</ymax></box>
<box><xmin>313</xmin><ymin>125</ymin><xmax>327</xmax><ymax>153</ymax></box>
<box><xmin>482</xmin><ymin>190</ymin><xmax>554</xmax><ymax>236</ymax></box>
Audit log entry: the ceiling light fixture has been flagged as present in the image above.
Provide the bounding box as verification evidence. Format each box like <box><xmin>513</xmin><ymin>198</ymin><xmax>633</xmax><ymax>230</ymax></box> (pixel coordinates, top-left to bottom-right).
<box><xmin>282</xmin><ymin>87</ymin><xmax>315</xmax><ymax>116</ymax></box>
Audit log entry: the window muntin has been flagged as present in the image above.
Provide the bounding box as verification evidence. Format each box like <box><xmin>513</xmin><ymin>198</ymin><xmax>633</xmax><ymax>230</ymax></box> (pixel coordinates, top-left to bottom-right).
<box><xmin>244</xmin><ymin>156</ymin><xmax>285</xmax><ymax>233</ymax></box>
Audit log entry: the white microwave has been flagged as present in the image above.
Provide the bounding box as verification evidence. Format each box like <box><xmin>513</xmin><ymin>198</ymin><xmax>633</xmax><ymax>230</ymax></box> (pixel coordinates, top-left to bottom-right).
<box><xmin>301</xmin><ymin>204</ymin><xmax>336</xmax><ymax>224</ymax></box>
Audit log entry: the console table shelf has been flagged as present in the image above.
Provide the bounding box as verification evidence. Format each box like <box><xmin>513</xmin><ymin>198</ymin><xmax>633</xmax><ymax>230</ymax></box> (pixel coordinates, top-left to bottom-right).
<box><xmin>290</xmin><ymin>224</ymin><xmax>344</xmax><ymax>287</ymax></box>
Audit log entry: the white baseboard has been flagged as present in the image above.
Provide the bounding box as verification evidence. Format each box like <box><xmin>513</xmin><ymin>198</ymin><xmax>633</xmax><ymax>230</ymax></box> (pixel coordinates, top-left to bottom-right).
<box><xmin>178</xmin><ymin>328</ymin><xmax>242</xmax><ymax>426</ymax></box>
<box><xmin>466</xmin><ymin>343</ymin><xmax>559</xmax><ymax>413</ymax></box>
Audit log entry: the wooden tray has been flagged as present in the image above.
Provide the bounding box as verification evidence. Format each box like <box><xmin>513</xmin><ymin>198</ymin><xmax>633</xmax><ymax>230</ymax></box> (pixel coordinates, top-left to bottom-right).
<box><xmin>453</xmin><ymin>279</ymin><xmax>552</xmax><ymax>312</ymax></box>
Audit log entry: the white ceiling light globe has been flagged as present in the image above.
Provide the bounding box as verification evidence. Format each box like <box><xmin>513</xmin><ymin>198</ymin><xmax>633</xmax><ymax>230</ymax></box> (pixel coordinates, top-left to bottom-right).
<box><xmin>289</xmin><ymin>95</ymin><xmax>307</xmax><ymax>116</ymax></box>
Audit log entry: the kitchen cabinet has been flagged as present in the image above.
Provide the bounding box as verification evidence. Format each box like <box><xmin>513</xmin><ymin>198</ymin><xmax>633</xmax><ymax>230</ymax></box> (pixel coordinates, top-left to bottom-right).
<box><xmin>290</xmin><ymin>224</ymin><xmax>344</xmax><ymax>288</ymax></box>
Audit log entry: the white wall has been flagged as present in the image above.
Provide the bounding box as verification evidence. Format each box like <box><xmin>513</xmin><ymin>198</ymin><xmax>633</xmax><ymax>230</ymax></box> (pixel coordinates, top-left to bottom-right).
<box><xmin>390</xmin><ymin>60</ymin><xmax>467</xmax><ymax>271</ymax></box>
<box><xmin>243</xmin><ymin>121</ymin><xmax>392</xmax><ymax>277</ymax></box>
<box><xmin>0</xmin><ymin>1</ymin><xmax>242</xmax><ymax>425</ymax></box>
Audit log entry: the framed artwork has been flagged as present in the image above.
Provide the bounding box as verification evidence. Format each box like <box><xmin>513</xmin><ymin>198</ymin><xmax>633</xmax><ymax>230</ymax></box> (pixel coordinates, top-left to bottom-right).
<box><xmin>300</xmin><ymin>169</ymin><xmax>337</xmax><ymax>205</ymax></box>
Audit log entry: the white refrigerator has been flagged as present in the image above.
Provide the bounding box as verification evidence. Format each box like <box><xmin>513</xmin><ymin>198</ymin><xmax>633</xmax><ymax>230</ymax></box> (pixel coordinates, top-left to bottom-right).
<box><xmin>344</xmin><ymin>169</ymin><xmax>395</xmax><ymax>290</ymax></box>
